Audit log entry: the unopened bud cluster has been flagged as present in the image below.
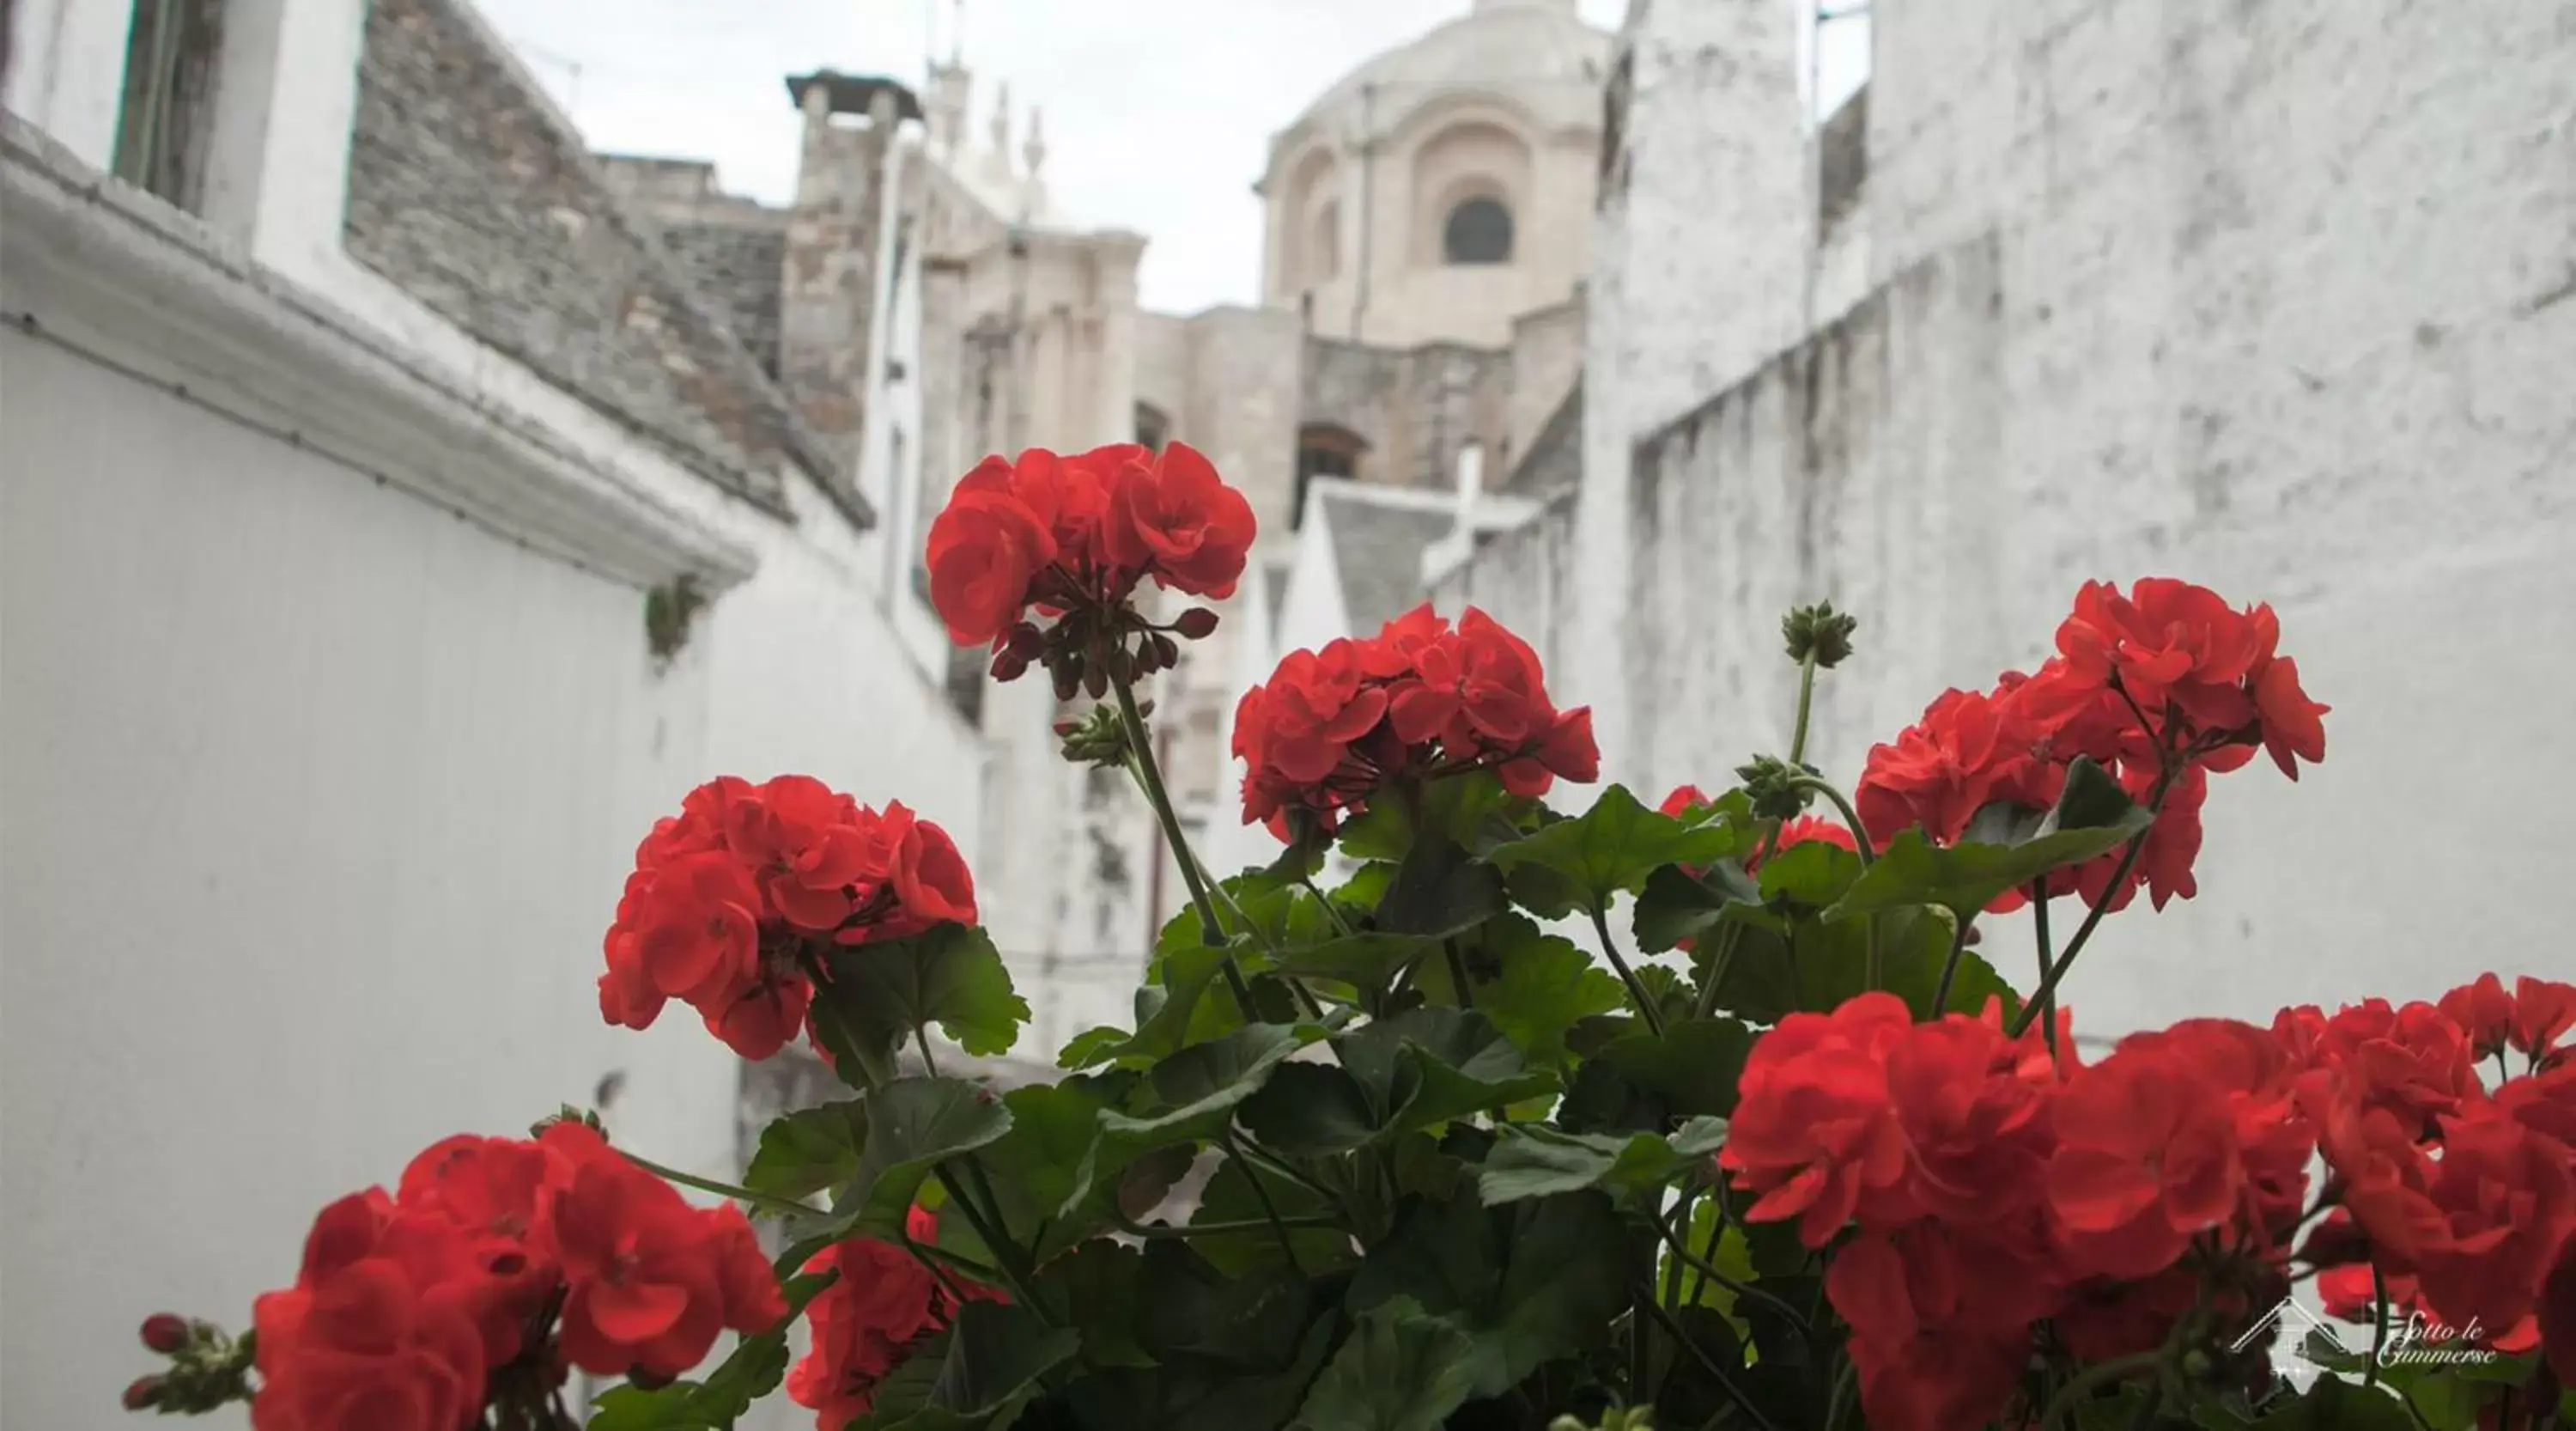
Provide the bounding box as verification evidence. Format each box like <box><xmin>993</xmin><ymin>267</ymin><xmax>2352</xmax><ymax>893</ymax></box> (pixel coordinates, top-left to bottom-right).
<box><xmin>1735</xmin><ymin>753</ymin><xmax>1818</xmax><ymax>822</ymax></box>
<box><xmin>1782</xmin><ymin>600</ymin><xmax>1858</xmax><ymax>668</ymax></box>
<box><xmin>123</xmin><ymin>1313</ymin><xmax>254</xmax><ymax>1415</ymax></box>
<box><xmin>1055</xmin><ymin>700</ymin><xmax>1148</xmax><ymax>770</ymax></box>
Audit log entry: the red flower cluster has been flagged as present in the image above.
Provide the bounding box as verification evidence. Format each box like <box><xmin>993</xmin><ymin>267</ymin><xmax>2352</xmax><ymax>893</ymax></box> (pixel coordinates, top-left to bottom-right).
<box><xmin>251</xmin><ymin>1123</ymin><xmax>783</xmax><ymax>1431</ymax></box>
<box><xmin>2298</xmin><ymin>981</ymin><xmax>2576</xmax><ymax>1383</ymax></box>
<box><xmin>925</xmin><ymin>443</ymin><xmax>1255</xmax><ymax>696</ymax></box>
<box><xmin>1722</xmin><ymin>974</ymin><xmax>2576</xmax><ymax>1431</ymax></box>
<box><xmin>1856</xmin><ymin>579</ymin><xmax>2329</xmax><ymax>916</ymax></box>
<box><xmin>598</xmin><ymin>776</ymin><xmax>976</xmax><ymax>1060</ymax></box>
<box><xmin>1232</xmin><ymin>605</ymin><xmax>1597</xmax><ymax>838</ymax></box>
<box><xmin>787</xmin><ymin>1208</ymin><xmax>1002</xmax><ymax>1431</ymax></box>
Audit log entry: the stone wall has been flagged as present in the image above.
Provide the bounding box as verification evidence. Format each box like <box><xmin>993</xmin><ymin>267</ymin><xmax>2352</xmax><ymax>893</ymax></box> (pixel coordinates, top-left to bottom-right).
<box><xmin>345</xmin><ymin>0</ymin><xmax>833</xmax><ymax>511</ymax></box>
<box><xmin>1301</xmin><ymin>336</ymin><xmax>1511</xmax><ymax>492</ymax></box>
<box><xmin>779</xmin><ymin>97</ymin><xmax>890</xmax><ymax>479</ymax></box>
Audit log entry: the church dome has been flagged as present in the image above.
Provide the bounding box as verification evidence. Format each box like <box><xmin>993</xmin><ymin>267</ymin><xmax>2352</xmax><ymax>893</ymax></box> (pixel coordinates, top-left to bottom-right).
<box><xmin>1273</xmin><ymin>0</ymin><xmax>1613</xmax><ymax>153</ymax></box>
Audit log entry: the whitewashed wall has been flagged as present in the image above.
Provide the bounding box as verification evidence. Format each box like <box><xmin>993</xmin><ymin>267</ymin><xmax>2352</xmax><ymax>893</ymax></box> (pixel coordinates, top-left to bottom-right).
<box><xmin>1536</xmin><ymin>0</ymin><xmax>2576</xmax><ymax>1034</ymax></box>
<box><xmin>0</xmin><ymin>20</ymin><xmax>987</xmax><ymax>1420</ymax></box>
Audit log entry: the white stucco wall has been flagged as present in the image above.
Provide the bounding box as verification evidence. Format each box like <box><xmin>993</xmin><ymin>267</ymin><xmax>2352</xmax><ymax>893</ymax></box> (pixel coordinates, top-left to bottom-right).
<box><xmin>0</xmin><ymin>329</ymin><xmax>750</xmax><ymax>1429</ymax></box>
<box><xmin>0</xmin><ymin>14</ymin><xmax>990</xmax><ymax>1420</ymax></box>
<box><xmin>1523</xmin><ymin>0</ymin><xmax>2576</xmax><ymax>1032</ymax></box>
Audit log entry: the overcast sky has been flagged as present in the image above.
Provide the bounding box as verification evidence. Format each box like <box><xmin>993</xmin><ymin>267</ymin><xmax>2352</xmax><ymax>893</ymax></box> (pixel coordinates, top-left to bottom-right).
<box><xmin>474</xmin><ymin>0</ymin><xmax>1867</xmax><ymax>314</ymax></box>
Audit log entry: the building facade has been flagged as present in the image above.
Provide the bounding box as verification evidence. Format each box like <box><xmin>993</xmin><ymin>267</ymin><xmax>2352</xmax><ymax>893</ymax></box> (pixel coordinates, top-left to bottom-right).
<box><xmin>1440</xmin><ymin>0</ymin><xmax>2576</xmax><ymax>1032</ymax></box>
<box><xmin>0</xmin><ymin>0</ymin><xmax>991</xmax><ymax>1422</ymax></box>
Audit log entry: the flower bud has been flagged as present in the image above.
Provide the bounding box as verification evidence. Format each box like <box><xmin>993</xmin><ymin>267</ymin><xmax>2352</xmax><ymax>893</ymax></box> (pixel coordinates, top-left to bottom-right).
<box><xmin>1781</xmin><ymin>601</ymin><xmax>1858</xmax><ymax>668</ymax></box>
<box><xmin>1172</xmin><ymin>607</ymin><xmax>1220</xmax><ymax>640</ymax></box>
<box><xmin>122</xmin><ymin>1375</ymin><xmax>166</xmax><ymax>1411</ymax></box>
<box><xmin>989</xmin><ymin>648</ymin><xmax>1029</xmax><ymax>682</ymax></box>
<box><xmin>139</xmin><ymin>1313</ymin><xmax>189</xmax><ymax>1355</ymax></box>
<box><xmin>1735</xmin><ymin>754</ymin><xmax>1815</xmax><ymax>823</ymax></box>
<box><xmin>1151</xmin><ymin>633</ymin><xmax>1182</xmax><ymax>671</ymax></box>
<box><xmin>529</xmin><ymin>1105</ymin><xmax>604</xmax><ymax>1139</ymax></box>
<box><xmin>1003</xmin><ymin>623</ymin><xmax>1047</xmax><ymax>661</ymax></box>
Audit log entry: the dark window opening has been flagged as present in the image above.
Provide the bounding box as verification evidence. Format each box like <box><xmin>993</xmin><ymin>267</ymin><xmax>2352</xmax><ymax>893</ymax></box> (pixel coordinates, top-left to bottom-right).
<box><xmin>1133</xmin><ymin>402</ymin><xmax>1170</xmax><ymax>452</ymax></box>
<box><xmin>1442</xmin><ymin>197</ymin><xmax>1513</xmax><ymax>265</ymax></box>
<box><xmin>1291</xmin><ymin>424</ymin><xmax>1368</xmax><ymax>528</ymax></box>
<box><xmin>113</xmin><ymin>0</ymin><xmax>224</xmax><ymax>210</ymax></box>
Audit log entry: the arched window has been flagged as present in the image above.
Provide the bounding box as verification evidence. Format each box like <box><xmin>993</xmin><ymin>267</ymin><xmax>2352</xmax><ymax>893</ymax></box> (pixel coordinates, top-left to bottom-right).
<box><xmin>1443</xmin><ymin>197</ymin><xmax>1514</xmax><ymax>265</ymax></box>
<box><xmin>1308</xmin><ymin>201</ymin><xmax>1341</xmax><ymax>284</ymax></box>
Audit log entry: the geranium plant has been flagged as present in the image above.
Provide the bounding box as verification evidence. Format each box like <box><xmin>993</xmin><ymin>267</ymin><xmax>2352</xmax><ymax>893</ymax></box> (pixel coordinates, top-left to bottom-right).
<box><xmin>127</xmin><ymin>442</ymin><xmax>2576</xmax><ymax>1431</ymax></box>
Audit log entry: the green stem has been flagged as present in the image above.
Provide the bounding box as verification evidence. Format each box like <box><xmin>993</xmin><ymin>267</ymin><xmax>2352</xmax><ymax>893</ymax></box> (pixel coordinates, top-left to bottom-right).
<box><xmin>1637</xmin><ymin>1288</ymin><xmax>1783</xmax><ymax>1431</ymax></box>
<box><xmin>620</xmin><ymin>1151</ymin><xmax>812</xmax><ymax>1220</ymax></box>
<box><xmin>1785</xmin><ymin>775</ymin><xmax>1874</xmax><ymax>867</ymax></box>
<box><xmin>1930</xmin><ymin>911</ymin><xmax>1975</xmax><ymax>1013</ymax></box>
<box><xmin>2030</xmin><ymin>885</ymin><xmax>2057</xmax><ymax>1054</ymax></box>
<box><xmin>1682</xmin><ymin>1179</ymin><xmax>1730</xmax><ymax>1306</ymax></box>
<box><xmin>1219</xmin><ymin>1134</ymin><xmax>1307</xmax><ymax>1273</ymax></box>
<box><xmin>1589</xmin><ymin>903</ymin><xmax>1667</xmax><ymax>1037</ymax></box>
<box><xmin>1443</xmin><ymin>937</ymin><xmax>1476</xmax><ymax>1009</ymax></box>
<box><xmin>2008</xmin><ymin>772</ymin><xmax>2178</xmax><ymax>1039</ymax></box>
<box><xmin>1111</xmin><ymin>1209</ymin><xmax>1340</xmax><ymax>1239</ymax></box>
<box><xmin>1653</xmin><ymin>1203</ymin><xmax>1813</xmax><ymax>1332</ymax></box>
<box><xmin>897</xmin><ymin>1232</ymin><xmax>974</xmax><ymax>1304</ymax></box>
<box><xmin>2368</xmin><ymin>1264</ymin><xmax>2391</xmax><ymax>1388</ymax></box>
<box><xmin>1112</xmin><ymin>670</ymin><xmax>1257</xmax><ymax>1018</ymax></box>
<box><xmin>933</xmin><ymin>1165</ymin><xmax>1052</xmax><ymax>1318</ymax></box>
<box><xmin>1302</xmin><ymin>874</ymin><xmax>1355</xmax><ymax>936</ymax></box>
<box><xmin>1692</xmin><ymin>923</ymin><xmax>1745</xmax><ymax>1021</ymax></box>
<box><xmin>1787</xmin><ymin>650</ymin><xmax>1820</xmax><ymax>766</ymax></box>
<box><xmin>911</xmin><ymin>1020</ymin><xmax>941</xmax><ymax>1077</ymax></box>
<box><xmin>2037</xmin><ymin>1350</ymin><xmax>2161</xmax><ymax>1430</ymax></box>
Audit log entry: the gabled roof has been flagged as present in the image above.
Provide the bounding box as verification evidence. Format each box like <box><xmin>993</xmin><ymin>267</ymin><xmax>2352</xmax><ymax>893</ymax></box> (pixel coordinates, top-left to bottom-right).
<box><xmin>343</xmin><ymin>0</ymin><xmax>861</xmax><ymax>521</ymax></box>
<box><xmin>1315</xmin><ymin>488</ymin><xmax>1459</xmax><ymax>632</ymax></box>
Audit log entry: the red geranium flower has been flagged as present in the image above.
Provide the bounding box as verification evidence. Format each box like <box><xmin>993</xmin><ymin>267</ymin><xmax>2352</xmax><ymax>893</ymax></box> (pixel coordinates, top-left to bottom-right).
<box><xmin>789</xmin><ymin>1209</ymin><xmax>1001</xmax><ymax>1431</ymax></box>
<box><xmin>600</xmin><ymin>776</ymin><xmax>979</xmax><ymax>1061</ymax></box>
<box><xmin>250</xmin><ymin>1201</ymin><xmax>490</xmax><ymax>1431</ymax></box>
<box><xmin>1101</xmin><ymin>441</ymin><xmax>1256</xmax><ymax>599</ymax></box>
<box><xmin>1233</xmin><ymin>606</ymin><xmax>1595</xmax><ymax>838</ymax></box>
<box><xmin>538</xmin><ymin>1124</ymin><xmax>784</xmax><ymax>1381</ymax></box>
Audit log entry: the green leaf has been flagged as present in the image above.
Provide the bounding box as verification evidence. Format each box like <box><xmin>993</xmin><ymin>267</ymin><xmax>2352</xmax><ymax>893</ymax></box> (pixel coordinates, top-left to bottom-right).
<box><xmin>835</xmin><ymin>1077</ymin><xmax>1012</xmax><ymax>1239</ymax></box>
<box><xmin>1098</xmin><ymin>1022</ymin><xmax>1309</xmax><ymax>1142</ymax></box>
<box><xmin>1136</xmin><ymin>1248</ymin><xmax>1321</xmax><ymax>1370</ymax></box>
<box><xmin>2248</xmin><ymin>1375</ymin><xmax>2421</xmax><ymax>1428</ymax></box>
<box><xmin>1276</xmin><ymin>932</ymin><xmax>1434</xmax><ymax>1002</ymax></box>
<box><xmin>1633</xmin><ymin>860</ymin><xmax>1763</xmax><ymax>954</ymax></box>
<box><xmin>585</xmin><ymin>1324</ymin><xmax>794</xmax><ymax>1428</ymax></box>
<box><xmin>927</xmin><ymin>1300</ymin><xmax>1078</xmax><ymax>1417</ymax></box>
<box><xmin>1477</xmin><ymin>1117</ymin><xmax>1728</xmax><ymax>1205</ymax></box>
<box><xmin>1462</xmin><ymin>916</ymin><xmax>1625</xmax><ymax>1070</ymax></box>
<box><xmin>742</xmin><ymin>1099</ymin><xmax>868</xmax><ymax>1203</ymax></box>
<box><xmin>1031</xmin><ymin>1240</ymin><xmax>1156</xmax><ymax>1367</ymax></box>
<box><xmin>1242</xmin><ymin>1008</ymin><xmax>1554</xmax><ymax>1155</ymax></box>
<box><xmin>815</xmin><ymin>923</ymin><xmax>1031</xmax><ymax>1063</ymax></box>
<box><xmin>1595</xmin><ymin>1019</ymin><xmax>1754</xmax><ymax>1118</ymax></box>
<box><xmin>1064</xmin><ymin>938</ymin><xmax>1254</xmax><ymax>1071</ymax></box>
<box><xmin>1288</xmin><ymin>1298</ymin><xmax>1479</xmax><ymax>1431</ymax></box>
<box><xmin>1826</xmin><ymin>757</ymin><xmax>2152</xmax><ymax>921</ymax></box>
<box><xmin>1347</xmin><ymin>1188</ymin><xmax>1630</xmax><ymax>1398</ymax></box>
<box><xmin>1187</xmin><ymin>1152</ymin><xmax>1358</xmax><ymax>1276</ymax></box>
<box><xmin>1352</xmin><ymin>1006</ymin><xmax>1559</xmax><ymax>1140</ymax></box>
<box><xmin>970</xmin><ymin>1073</ymin><xmax>1138</xmax><ymax>1260</ymax></box>
<box><xmin>1481</xmin><ymin>783</ymin><xmax>1742</xmax><ymax>915</ymax></box>
<box><xmin>1375</xmin><ymin>835</ymin><xmax>1509</xmax><ymax>939</ymax></box>
<box><xmin>1338</xmin><ymin>770</ymin><xmax>1521</xmax><ymax>863</ymax></box>
<box><xmin>1240</xmin><ymin>1062</ymin><xmax>1383</xmax><ymax>1156</ymax></box>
